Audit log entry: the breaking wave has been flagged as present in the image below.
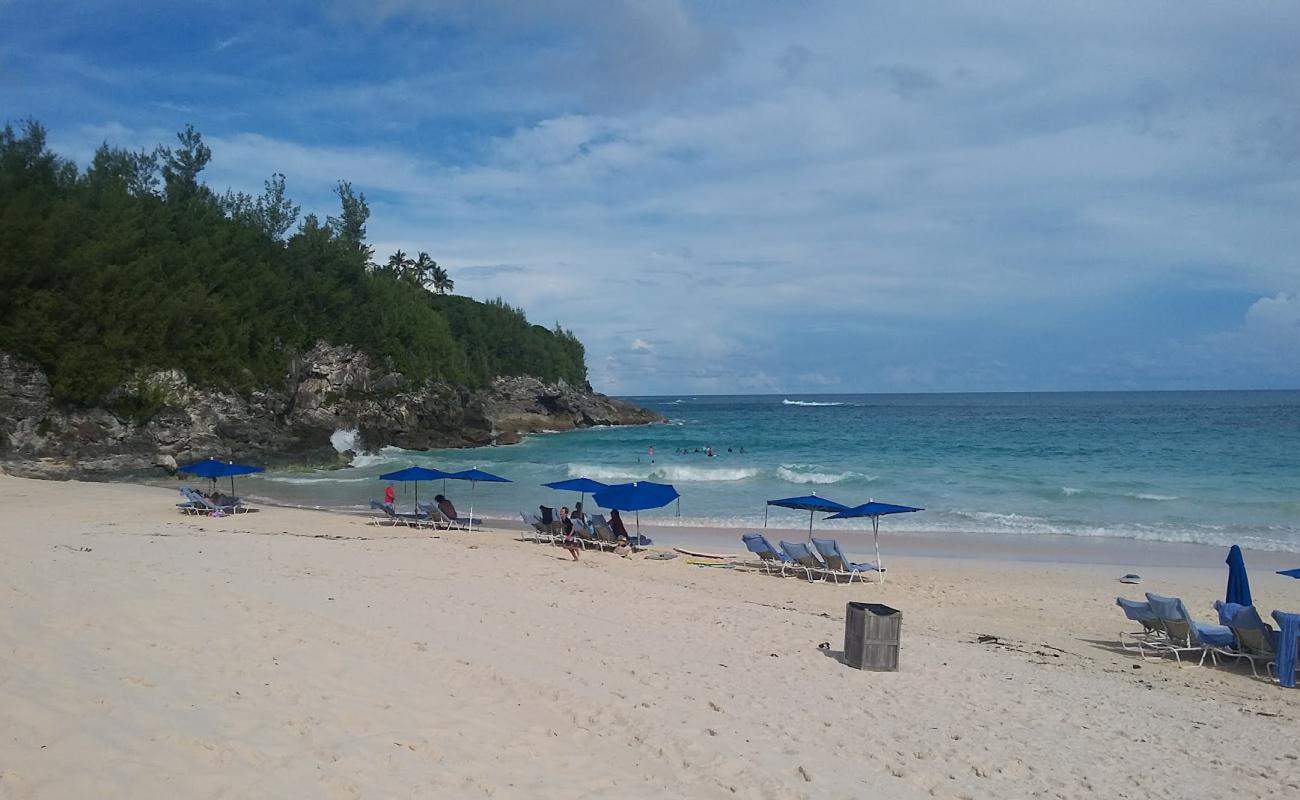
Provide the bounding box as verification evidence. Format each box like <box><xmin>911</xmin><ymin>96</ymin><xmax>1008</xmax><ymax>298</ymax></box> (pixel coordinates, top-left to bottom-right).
<box><xmin>565</xmin><ymin>464</ymin><xmax>759</xmax><ymax>483</ymax></box>
<box><xmin>776</xmin><ymin>464</ymin><xmax>876</xmax><ymax>484</ymax></box>
<box><xmin>782</xmin><ymin>399</ymin><xmax>847</xmax><ymax>407</ymax></box>
<box><xmin>261</xmin><ymin>475</ymin><xmax>371</xmax><ymax>485</ymax></box>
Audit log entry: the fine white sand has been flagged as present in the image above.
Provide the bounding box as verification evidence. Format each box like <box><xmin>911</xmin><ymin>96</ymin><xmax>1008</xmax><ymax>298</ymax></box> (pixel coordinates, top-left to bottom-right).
<box><xmin>2</xmin><ymin>475</ymin><xmax>1299</xmax><ymax>799</ymax></box>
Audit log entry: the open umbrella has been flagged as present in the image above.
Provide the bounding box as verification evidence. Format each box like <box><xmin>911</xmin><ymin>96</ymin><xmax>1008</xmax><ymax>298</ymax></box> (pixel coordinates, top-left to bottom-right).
<box><xmin>765</xmin><ymin>494</ymin><xmax>851</xmax><ymax>542</ymax></box>
<box><xmin>825</xmin><ymin>500</ymin><xmax>923</xmax><ymax>584</ymax></box>
<box><xmin>178</xmin><ymin>457</ymin><xmax>264</xmax><ymax>497</ymax></box>
<box><xmin>542</xmin><ymin>476</ymin><xmax>609</xmax><ymax>508</ymax></box>
<box><xmin>445</xmin><ymin>468</ymin><xmax>511</xmax><ymax>532</ymax></box>
<box><xmin>1278</xmin><ymin>568</ymin><xmax>1300</xmax><ymax>579</ymax></box>
<box><xmin>592</xmin><ymin>481</ymin><xmax>679</xmax><ymax>548</ymax></box>
<box><xmin>378</xmin><ymin>466</ymin><xmax>451</xmax><ymax>507</ymax></box>
<box><xmin>1225</xmin><ymin>544</ymin><xmax>1253</xmax><ymax>607</ymax></box>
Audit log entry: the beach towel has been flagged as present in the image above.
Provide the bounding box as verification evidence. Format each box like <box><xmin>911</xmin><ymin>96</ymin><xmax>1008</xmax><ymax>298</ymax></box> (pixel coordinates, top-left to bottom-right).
<box><xmin>1271</xmin><ymin>611</ymin><xmax>1300</xmax><ymax>688</ymax></box>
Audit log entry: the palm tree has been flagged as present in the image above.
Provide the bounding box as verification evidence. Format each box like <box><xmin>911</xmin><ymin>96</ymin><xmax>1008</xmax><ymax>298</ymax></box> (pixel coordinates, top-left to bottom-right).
<box><xmin>385</xmin><ymin>249</ymin><xmax>407</xmax><ymax>275</ymax></box>
<box><xmin>413</xmin><ymin>251</ymin><xmax>438</xmax><ymax>290</ymax></box>
<box><xmin>431</xmin><ymin>264</ymin><xmax>454</xmax><ymax>295</ymax></box>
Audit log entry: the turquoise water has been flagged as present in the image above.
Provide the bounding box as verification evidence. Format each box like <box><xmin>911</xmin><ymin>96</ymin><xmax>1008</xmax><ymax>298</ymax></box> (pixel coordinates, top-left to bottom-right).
<box><xmin>242</xmin><ymin>391</ymin><xmax>1300</xmax><ymax>552</ymax></box>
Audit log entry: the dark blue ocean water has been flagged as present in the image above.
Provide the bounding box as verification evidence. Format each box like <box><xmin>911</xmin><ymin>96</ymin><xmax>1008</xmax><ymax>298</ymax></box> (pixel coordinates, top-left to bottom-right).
<box><xmin>244</xmin><ymin>391</ymin><xmax>1300</xmax><ymax>552</ymax></box>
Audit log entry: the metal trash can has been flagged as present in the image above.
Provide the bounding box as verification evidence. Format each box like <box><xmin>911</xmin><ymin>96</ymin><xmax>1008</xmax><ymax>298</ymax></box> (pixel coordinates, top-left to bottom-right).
<box><xmin>844</xmin><ymin>602</ymin><xmax>900</xmax><ymax>671</ymax></box>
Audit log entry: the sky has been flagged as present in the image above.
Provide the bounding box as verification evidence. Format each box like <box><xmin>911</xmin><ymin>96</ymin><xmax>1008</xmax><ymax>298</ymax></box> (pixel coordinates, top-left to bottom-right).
<box><xmin>3</xmin><ymin>0</ymin><xmax>1298</xmax><ymax>394</ymax></box>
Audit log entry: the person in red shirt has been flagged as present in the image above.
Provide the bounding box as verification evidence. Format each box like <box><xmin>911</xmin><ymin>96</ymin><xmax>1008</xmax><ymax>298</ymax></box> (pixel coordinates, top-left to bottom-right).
<box><xmin>384</xmin><ymin>484</ymin><xmax>395</xmax><ymax>506</ymax></box>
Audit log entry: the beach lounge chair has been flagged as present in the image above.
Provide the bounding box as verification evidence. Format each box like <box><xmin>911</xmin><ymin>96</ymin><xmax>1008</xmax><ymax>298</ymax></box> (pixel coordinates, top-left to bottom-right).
<box><xmin>589</xmin><ymin>514</ymin><xmax>620</xmax><ymax>550</ymax></box>
<box><xmin>176</xmin><ymin>486</ymin><xmax>206</xmax><ymax>514</ymax></box>
<box><xmin>811</xmin><ymin>537</ymin><xmax>881</xmax><ymax>583</ymax></box>
<box><xmin>1115</xmin><ymin>597</ymin><xmax>1166</xmax><ymax>651</ymax></box>
<box><xmin>368</xmin><ymin>500</ymin><xmax>407</xmax><ymax>526</ymax></box>
<box><xmin>1212</xmin><ymin>601</ymin><xmax>1278</xmax><ymax>678</ymax></box>
<box><xmin>1142</xmin><ymin>593</ymin><xmax>1234</xmax><ymax>666</ymax></box>
<box><xmin>569</xmin><ymin>517</ymin><xmax>600</xmax><ymax>549</ymax></box>
<box><xmin>778</xmin><ymin>540</ymin><xmax>828</xmax><ymax>582</ymax></box>
<box><xmin>427</xmin><ymin>504</ymin><xmax>469</xmax><ymax>531</ymax></box>
<box><xmin>519</xmin><ymin>511</ymin><xmax>554</xmax><ymax>543</ymax></box>
<box><xmin>741</xmin><ymin>533</ymin><xmax>793</xmax><ymax>575</ymax></box>
<box><xmin>183</xmin><ymin>487</ymin><xmax>247</xmax><ymax>515</ymax></box>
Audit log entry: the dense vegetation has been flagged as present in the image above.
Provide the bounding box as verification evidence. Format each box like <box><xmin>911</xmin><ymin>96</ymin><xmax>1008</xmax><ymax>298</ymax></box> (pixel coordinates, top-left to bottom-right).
<box><xmin>0</xmin><ymin>121</ymin><xmax>587</xmax><ymax>413</ymax></box>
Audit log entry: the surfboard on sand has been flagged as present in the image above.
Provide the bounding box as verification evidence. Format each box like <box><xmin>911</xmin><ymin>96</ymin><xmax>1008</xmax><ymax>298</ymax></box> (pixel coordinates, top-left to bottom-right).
<box><xmin>673</xmin><ymin>547</ymin><xmax>736</xmax><ymax>560</ymax></box>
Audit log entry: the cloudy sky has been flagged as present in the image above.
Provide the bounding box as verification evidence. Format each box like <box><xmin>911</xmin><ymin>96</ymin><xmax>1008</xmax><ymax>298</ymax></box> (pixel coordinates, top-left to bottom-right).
<box><xmin>3</xmin><ymin>1</ymin><xmax>1298</xmax><ymax>393</ymax></box>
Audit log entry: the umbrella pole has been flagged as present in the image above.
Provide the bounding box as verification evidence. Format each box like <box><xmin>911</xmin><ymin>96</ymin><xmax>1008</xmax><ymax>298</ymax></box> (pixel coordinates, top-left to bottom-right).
<box><xmin>468</xmin><ymin>481</ymin><xmax>476</xmax><ymax>533</ymax></box>
<box><xmin>764</xmin><ymin>506</ymin><xmax>768</xmax><ymax>529</ymax></box>
<box><xmin>635</xmin><ymin>510</ymin><xmax>641</xmax><ymax>551</ymax></box>
<box><xmin>807</xmin><ymin>509</ymin><xmax>814</xmax><ymax>542</ymax></box>
<box><xmin>874</xmin><ymin>516</ymin><xmax>884</xmax><ymax>585</ymax></box>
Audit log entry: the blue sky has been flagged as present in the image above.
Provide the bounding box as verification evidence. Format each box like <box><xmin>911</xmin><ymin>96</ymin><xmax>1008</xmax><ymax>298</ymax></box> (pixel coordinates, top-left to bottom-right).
<box><xmin>3</xmin><ymin>1</ymin><xmax>1298</xmax><ymax>394</ymax></box>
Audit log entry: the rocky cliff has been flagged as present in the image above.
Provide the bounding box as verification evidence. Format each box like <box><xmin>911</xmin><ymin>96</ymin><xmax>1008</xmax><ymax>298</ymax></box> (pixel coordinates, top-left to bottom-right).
<box><xmin>0</xmin><ymin>344</ymin><xmax>662</xmax><ymax>480</ymax></box>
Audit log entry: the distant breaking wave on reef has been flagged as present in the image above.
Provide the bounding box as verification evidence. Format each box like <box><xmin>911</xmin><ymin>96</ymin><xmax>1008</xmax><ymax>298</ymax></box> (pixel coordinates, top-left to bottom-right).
<box><xmin>781</xmin><ymin>399</ymin><xmax>847</xmax><ymax>407</ymax></box>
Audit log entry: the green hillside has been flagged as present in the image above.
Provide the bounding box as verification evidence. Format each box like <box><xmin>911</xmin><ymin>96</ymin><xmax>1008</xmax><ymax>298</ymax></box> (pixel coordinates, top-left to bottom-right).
<box><xmin>0</xmin><ymin>121</ymin><xmax>586</xmax><ymax>416</ymax></box>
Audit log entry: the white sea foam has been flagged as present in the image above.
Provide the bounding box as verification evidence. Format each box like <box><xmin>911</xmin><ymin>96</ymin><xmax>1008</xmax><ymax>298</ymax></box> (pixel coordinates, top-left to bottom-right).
<box><xmin>330</xmin><ymin>428</ymin><xmax>361</xmax><ymax>453</ymax></box>
<box><xmin>1061</xmin><ymin>487</ymin><xmax>1083</xmax><ymax>496</ymax></box>
<box><xmin>350</xmin><ymin>446</ymin><xmax>402</xmax><ymax>469</ymax></box>
<box><xmin>565</xmin><ymin>464</ymin><xmax>646</xmax><ymax>482</ymax></box>
<box><xmin>262</xmin><ymin>475</ymin><xmax>371</xmax><ymax>485</ymax></box>
<box><xmin>651</xmin><ymin>465</ymin><xmax>759</xmax><ymax>482</ymax></box>
<box><xmin>776</xmin><ymin>464</ymin><xmax>876</xmax><ymax>484</ymax></box>
<box><xmin>781</xmin><ymin>399</ymin><xmax>846</xmax><ymax>407</ymax></box>
<box><xmin>564</xmin><ymin>463</ymin><xmax>759</xmax><ymax>482</ymax></box>
<box><xmin>1129</xmin><ymin>493</ymin><xmax>1180</xmax><ymax>501</ymax></box>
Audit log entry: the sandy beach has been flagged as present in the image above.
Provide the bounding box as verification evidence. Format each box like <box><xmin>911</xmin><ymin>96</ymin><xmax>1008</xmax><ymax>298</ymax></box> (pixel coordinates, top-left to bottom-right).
<box><xmin>2</xmin><ymin>476</ymin><xmax>1299</xmax><ymax>799</ymax></box>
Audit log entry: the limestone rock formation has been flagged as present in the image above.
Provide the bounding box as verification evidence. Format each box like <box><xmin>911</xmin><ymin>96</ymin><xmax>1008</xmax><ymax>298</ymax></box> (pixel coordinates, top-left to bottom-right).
<box><xmin>0</xmin><ymin>345</ymin><xmax>663</xmax><ymax>479</ymax></box>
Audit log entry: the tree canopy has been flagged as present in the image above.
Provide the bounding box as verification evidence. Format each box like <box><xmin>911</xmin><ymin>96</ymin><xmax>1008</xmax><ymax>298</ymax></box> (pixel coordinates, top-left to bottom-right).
<box><xmin>0</xmin><ymin>121</ymin><xmax>587</xmax><ymax>415</ymax></box>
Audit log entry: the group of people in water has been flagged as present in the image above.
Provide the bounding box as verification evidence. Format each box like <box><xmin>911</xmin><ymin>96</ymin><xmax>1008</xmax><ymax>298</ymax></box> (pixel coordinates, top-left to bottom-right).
<box><xmin>671</xmin><ymin>446</ymin><xmax>745</xmax><ymax>456</ymax></box>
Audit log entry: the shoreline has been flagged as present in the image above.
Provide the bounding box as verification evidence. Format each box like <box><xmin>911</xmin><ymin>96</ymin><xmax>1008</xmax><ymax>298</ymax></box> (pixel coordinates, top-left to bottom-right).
<box><xmin>137</xmin><ymin>477</ymin><xmax>1300</xmax><ymax>570</ymax></box>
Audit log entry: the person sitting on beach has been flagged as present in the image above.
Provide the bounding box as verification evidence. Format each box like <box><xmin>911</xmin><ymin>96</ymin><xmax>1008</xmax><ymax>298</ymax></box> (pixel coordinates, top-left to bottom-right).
<box><xmin>613</xmin><ymin>535</ymin><xmax>631</xmax><ymax>558</ymax></box>
<box><xmin>571</xmin><ymin>502</ymin><xmax>587</xmax><ymax>526</ymax></box>
<box><xmin>558</xmin><ymin>506</ymin><xmax>579</xmax><ymax>561</ymax></box>
<box><xmin>384</xmin><ymin>484</ymin><xmax>395</xmax><ymax>506</ymax></box>
<box><xmin>609</xmin><ymin>509</ymin><xmax>629</xmax><ymax>540</ymax></box>
<box><xmin>435</xmin><ymin>494</ymin><xmax>458</xmax><ymax>521</ymax></box>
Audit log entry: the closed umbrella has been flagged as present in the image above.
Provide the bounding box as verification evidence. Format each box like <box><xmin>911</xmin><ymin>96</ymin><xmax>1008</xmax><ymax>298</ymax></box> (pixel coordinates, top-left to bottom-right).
<box><xmin>592</xmin><ymin>481</ymin><xmax>679</xmax><ymax>548</ymax></box>
<box><xmin>765</xmin><ymin>494</ymin><xmax>851</xmax><ymax>542</ymax></box>
<box><xmin>1225</xmin><ymin>544</ymin><xmax>1253</xmax><ymax>607</ymax></box>
<box><xmin>445</xmin><ymin>468</ymin><xmax>511</xmax><ymax>532</ymax></box>
<box><xmin>178</xmin><ymin>457</ymin><xmax>264</xmax><ymax>497</ymax></box>
<box><xmin>378</xmin><ymin>466</ymin><xmax>452</xmax><ymax>507</ymax></box>
<box><xmin>825</xmin><ymin>500</ymin><xmax>924</xmax><ymax>584</ymax></box>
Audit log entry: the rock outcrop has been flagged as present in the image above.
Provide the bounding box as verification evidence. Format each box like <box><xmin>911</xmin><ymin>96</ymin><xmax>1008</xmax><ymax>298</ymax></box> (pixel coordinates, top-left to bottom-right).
<box><xmin>0</xmin><ymin>345</ymin><xmax>662</xmax><ymax>480</ymax></box>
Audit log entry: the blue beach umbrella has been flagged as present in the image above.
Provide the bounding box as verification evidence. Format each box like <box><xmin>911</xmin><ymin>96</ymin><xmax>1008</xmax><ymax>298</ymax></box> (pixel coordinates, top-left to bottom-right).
<box><xmin>765</xmin><ymin>494</ymin><xmax>851</xmax><ymax>542</ymax></box>
<box><xmin>1225</xmin><ymin>545</ymin><xmax>1253</xmax><ymax>607</ymax></box>
<box><xmin>593</xmin><ymin>481</ymin><xmax>680</xmax><ymax>546</ymax></box>
<box><xmin>445</xmin><ymin>468</ymin><xmax>512</xmax><ymax>532</ymax></box>
<box><xmin>542</xmin><ymin>476</ymin><xmax>610</xmax><ymax>507</ymax></box>
<box><xmin>378</xmin><ymin>466</ymin><xmax>452</xmax><ymax>506</ymax></box>
<box><xmin>825</xmin><ymin>500</ymin><xmax>924</xmax><ymax>584</ymax></box>
<box><xmin>1279</xmin><ymin>568</ymin><xmax>1300</xmax><ymax>579</ymax></box>
<box><xmin>178</xmin><ymin>457</ymin><xmax>264</xmax><ymax>496</ymax></box>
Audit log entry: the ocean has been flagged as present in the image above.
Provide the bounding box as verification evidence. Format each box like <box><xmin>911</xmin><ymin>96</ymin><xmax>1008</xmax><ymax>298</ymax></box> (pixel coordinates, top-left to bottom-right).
<box><xmin>240</xmin><ymin>391</ymin><xmax>1300</xmax><ymax>552</ymax></box>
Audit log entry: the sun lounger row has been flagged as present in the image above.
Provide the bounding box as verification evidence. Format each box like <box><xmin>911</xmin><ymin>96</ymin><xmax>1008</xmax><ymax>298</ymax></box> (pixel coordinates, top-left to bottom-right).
<box><xmin>367</xmin><ymin>500</ymin><xmax>469</xmax><ymax>530</ymax></box>
<box><xmin>1116</xmin><ymin>593</ymin><xmax>1299</xmax><ymax>685</ymax></box>
<box><xmin>518</xmin><ymin>511</ymin><xmax>619</xmax><ymax>551</ymax></box>
<box><xmin>741</xmin><ymin>533</ymin><xmax>883</xmax><ymax>583</ymax></box>
<box><xmin>176</xmin><ymin>486</ymin><xmax>253</xmax><ymax>515</ymax></box>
